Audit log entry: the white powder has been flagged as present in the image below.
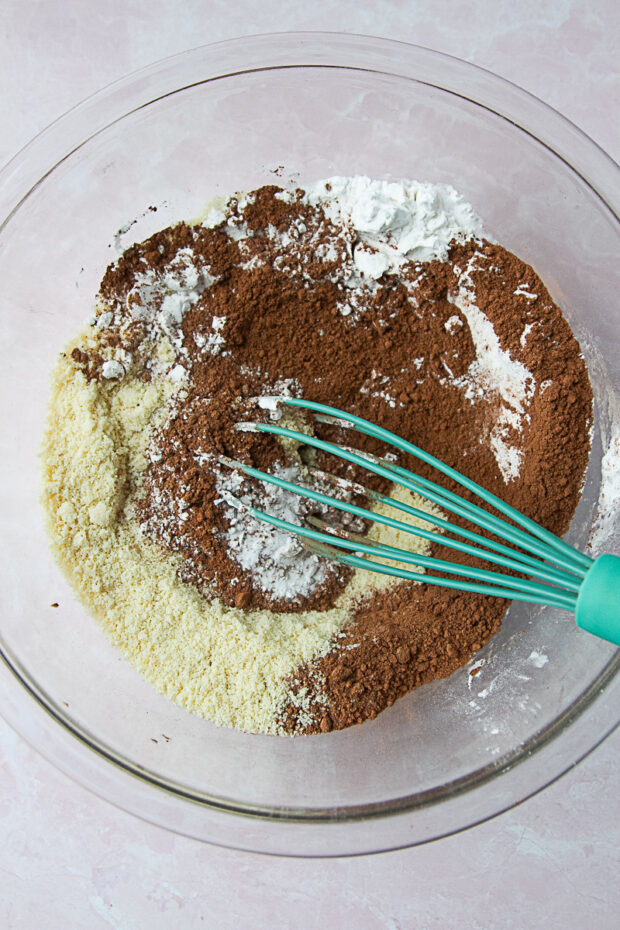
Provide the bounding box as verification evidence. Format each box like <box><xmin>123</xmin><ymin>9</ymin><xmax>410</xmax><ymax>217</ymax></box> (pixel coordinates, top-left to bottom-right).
<box><xmin>359</xmin><ymin>370</ymin><xmax>398</xmax><ymax>408</ymax></box>
<box><xmin>304</xmin><ymin>176</ymin><xmax>483</xmax><ymax>268</ymax></box>
<box><xmin>520</xmin><ymin>322</ymin><xmax>535</xmax><ymax>347</ymax></box>
<box><xmin>167</xmin><ymin>364</ymin><xmax>187</xmax><ymax>384</ymax></box>
<box><xmin>514</xmin><ymin>283</ymin><xmax>538</xmax><ymax>301</ymax></box>
<box><xmin>101</xmin><ymin>359</ymin><xmax>125</xmax><ymax>380</ymax></box>
<box><xmin>445</xmin><ymin>315</ymin><xmax>463</xmax><ymax>335</ymax></box>
<box><xmin>589</xmin><ymin>420</ymin><xmax>620</xmax><ymax>552</ymax></box>
<box><xmin>528</xmin><ymin>650</ymin><xmax>549</xmax><ymax>668</ymax></box>
<box><xmin>205</xmin><ymin>315</ymin><xmax>227</xmax><ymax>356</ymax></box>
<box><xmin>257</xmin><ymin>395</ymin><xmax>281</xmax><ymax>413</ymax></box>
<box><xmin>96</xmin><ymin>311</ymin><xmax>114</xmax><ymax>330</ymax></box>
<box><xmin>353</xmin><ymin>246</ymin><xmax>391</xmax><ymax>280</ymax></box>
<box><xmin>217</xmin><ymin>465</ymin><xmax>330</xmax><ymax>601</ymax></box>
<box><xmin>448</xmin><ymin>255</ymin><xmax>536</xmax><ymax>482</ymax></box>
<box><xmin>126</xmin><ymin>247</ymin><xmax>216</xmax><ymax>351</ymax></box>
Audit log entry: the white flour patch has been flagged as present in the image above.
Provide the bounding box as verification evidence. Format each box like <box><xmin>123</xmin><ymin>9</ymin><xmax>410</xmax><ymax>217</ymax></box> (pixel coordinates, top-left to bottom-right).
<box><xmin>448</xmin><ymin>255</ymin><xmax>536</xmax><ymax>482</ymax></box>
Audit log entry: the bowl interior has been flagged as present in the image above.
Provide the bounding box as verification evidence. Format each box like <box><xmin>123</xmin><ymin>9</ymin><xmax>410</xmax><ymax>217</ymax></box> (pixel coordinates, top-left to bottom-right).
<box><xmin>0</xmin><ymin>40</ymin><xmax>618</xmax><ymax>853</ymax></box>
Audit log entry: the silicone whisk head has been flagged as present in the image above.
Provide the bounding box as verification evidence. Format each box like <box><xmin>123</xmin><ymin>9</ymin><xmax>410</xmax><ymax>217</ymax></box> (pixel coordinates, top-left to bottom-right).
<box><xmin>220</xmin><ymin>398</ymin><xmax>620</xmax><ymax>647</ymax></box>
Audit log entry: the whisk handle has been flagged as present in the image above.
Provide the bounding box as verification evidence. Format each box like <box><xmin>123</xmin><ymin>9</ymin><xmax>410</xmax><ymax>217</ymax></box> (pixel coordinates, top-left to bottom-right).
<box><xmin>575</xmin><ymin>554</ymin><xmax>620</xmax><ymax>647</ymax></box>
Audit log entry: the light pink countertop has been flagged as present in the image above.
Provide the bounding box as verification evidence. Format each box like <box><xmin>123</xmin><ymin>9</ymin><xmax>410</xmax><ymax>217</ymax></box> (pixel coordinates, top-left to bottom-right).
<box><xmin>1</xmin><ymin>2</ymin><xmax>618</xmax><ymax>927</ymax></box>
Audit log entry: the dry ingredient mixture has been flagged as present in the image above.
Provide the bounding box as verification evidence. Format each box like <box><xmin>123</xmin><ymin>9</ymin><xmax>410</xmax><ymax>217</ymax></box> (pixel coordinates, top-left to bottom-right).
<box><xmin>41</xmin><ymin>176</ymin><xmax>592</xmax><ymax>735</ymax></box>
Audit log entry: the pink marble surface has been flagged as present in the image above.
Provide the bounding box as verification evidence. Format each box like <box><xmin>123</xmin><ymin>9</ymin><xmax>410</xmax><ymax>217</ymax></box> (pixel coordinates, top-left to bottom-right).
<box><xmin>1</xmin><ymin>2</ymin><xmax>619</xmax><ymax>927</ymax></box>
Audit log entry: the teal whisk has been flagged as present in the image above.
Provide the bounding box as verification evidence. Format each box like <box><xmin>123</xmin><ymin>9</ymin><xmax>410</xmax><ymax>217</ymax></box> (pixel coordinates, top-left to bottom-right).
<box><xmin>220</xmin><ymin>399</ymin><xmax>620</xmax><ymax>647</ymax></box>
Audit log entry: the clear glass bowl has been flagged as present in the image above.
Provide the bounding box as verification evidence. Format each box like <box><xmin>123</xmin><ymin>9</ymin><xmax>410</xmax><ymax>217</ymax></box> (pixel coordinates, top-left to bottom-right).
<box><xmin>0</xmin><ymin>33</ymin><xmax>618</xmax><ymax>857</ymax></box>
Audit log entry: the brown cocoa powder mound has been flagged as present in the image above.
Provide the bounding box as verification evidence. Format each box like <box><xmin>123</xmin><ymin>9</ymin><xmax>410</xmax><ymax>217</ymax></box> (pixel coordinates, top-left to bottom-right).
<box><xmin>87</xmin><ymin>185</ymin><xmax>592</xmax><ymax>733</ymax></box>
<box><xmin>280</xmin><ymin>582</ymin><xmax>508</xmax><ymax>734</ymax></box>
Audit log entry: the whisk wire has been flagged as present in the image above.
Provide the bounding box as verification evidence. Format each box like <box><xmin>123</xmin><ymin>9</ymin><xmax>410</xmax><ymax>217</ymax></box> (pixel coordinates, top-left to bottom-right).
<box><xmin>298</xmin><ymin>398</ymin><xmax>593</xmax><ymax>572</ymax></box>
<box><xmin>328</xmin><ymin>443</ymin><xmax>587</xmax><ymax>580</ymax></box>
<box><xmin>222</xmin><ymin>493</ymin><xmax>577</xmax><ymax>611</ymax></box>
<box><xmin>236</xmin><ymin>420</ymin><xmax>589</xmax><ymax>579</ymax></box>
<box><xmin>304</xmin><ymin>541</ymin><xmax>578</xmax><ymax>611</ymax></box>
<box><xmin>381</xmin><ymin>495</ymin><xmax>582</xmax><ymax>587</ymax></box>
<box><xmin>306</xmin><ymin>516</ymin><xmax>580</xmax><ymax>600</ymax></box>
<box><xmin>221</xmin><ymin>454</ymin><xmax>582</xmax><ymax>595</ymax></box>
<box><xmin>309</xmin><ymin>464</ymin><xmax>582</xmax><ymax>586</ymax></box>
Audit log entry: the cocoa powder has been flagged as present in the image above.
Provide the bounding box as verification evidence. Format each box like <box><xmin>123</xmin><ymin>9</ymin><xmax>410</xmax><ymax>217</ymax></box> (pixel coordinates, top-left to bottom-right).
<box><xmin>77</xmin><ymin>184</ymin><xmax>592</xmax><ymax>734</ymax></box>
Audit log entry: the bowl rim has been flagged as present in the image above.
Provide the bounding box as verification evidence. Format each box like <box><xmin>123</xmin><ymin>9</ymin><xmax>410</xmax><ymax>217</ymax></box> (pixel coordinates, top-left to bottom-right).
<box><xmin>0</xmin><ymin>31</ymin><xmax>618</xmax><ymax>856</ymax></box>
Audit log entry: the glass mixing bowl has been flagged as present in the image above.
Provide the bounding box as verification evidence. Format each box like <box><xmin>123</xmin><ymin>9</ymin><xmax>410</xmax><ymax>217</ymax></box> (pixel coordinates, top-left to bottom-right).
<box><xmin>0</xmin><ymin>33</ymin><xmax>618</xmax><ymax>857</ymax></box>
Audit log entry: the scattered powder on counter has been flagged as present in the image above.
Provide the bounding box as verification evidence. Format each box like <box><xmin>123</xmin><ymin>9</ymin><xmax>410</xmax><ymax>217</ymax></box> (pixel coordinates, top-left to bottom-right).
<box><xmin>41</xmin><ymin>177</ymin><xmax>593</xmax><ymax>735</ymax></box>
